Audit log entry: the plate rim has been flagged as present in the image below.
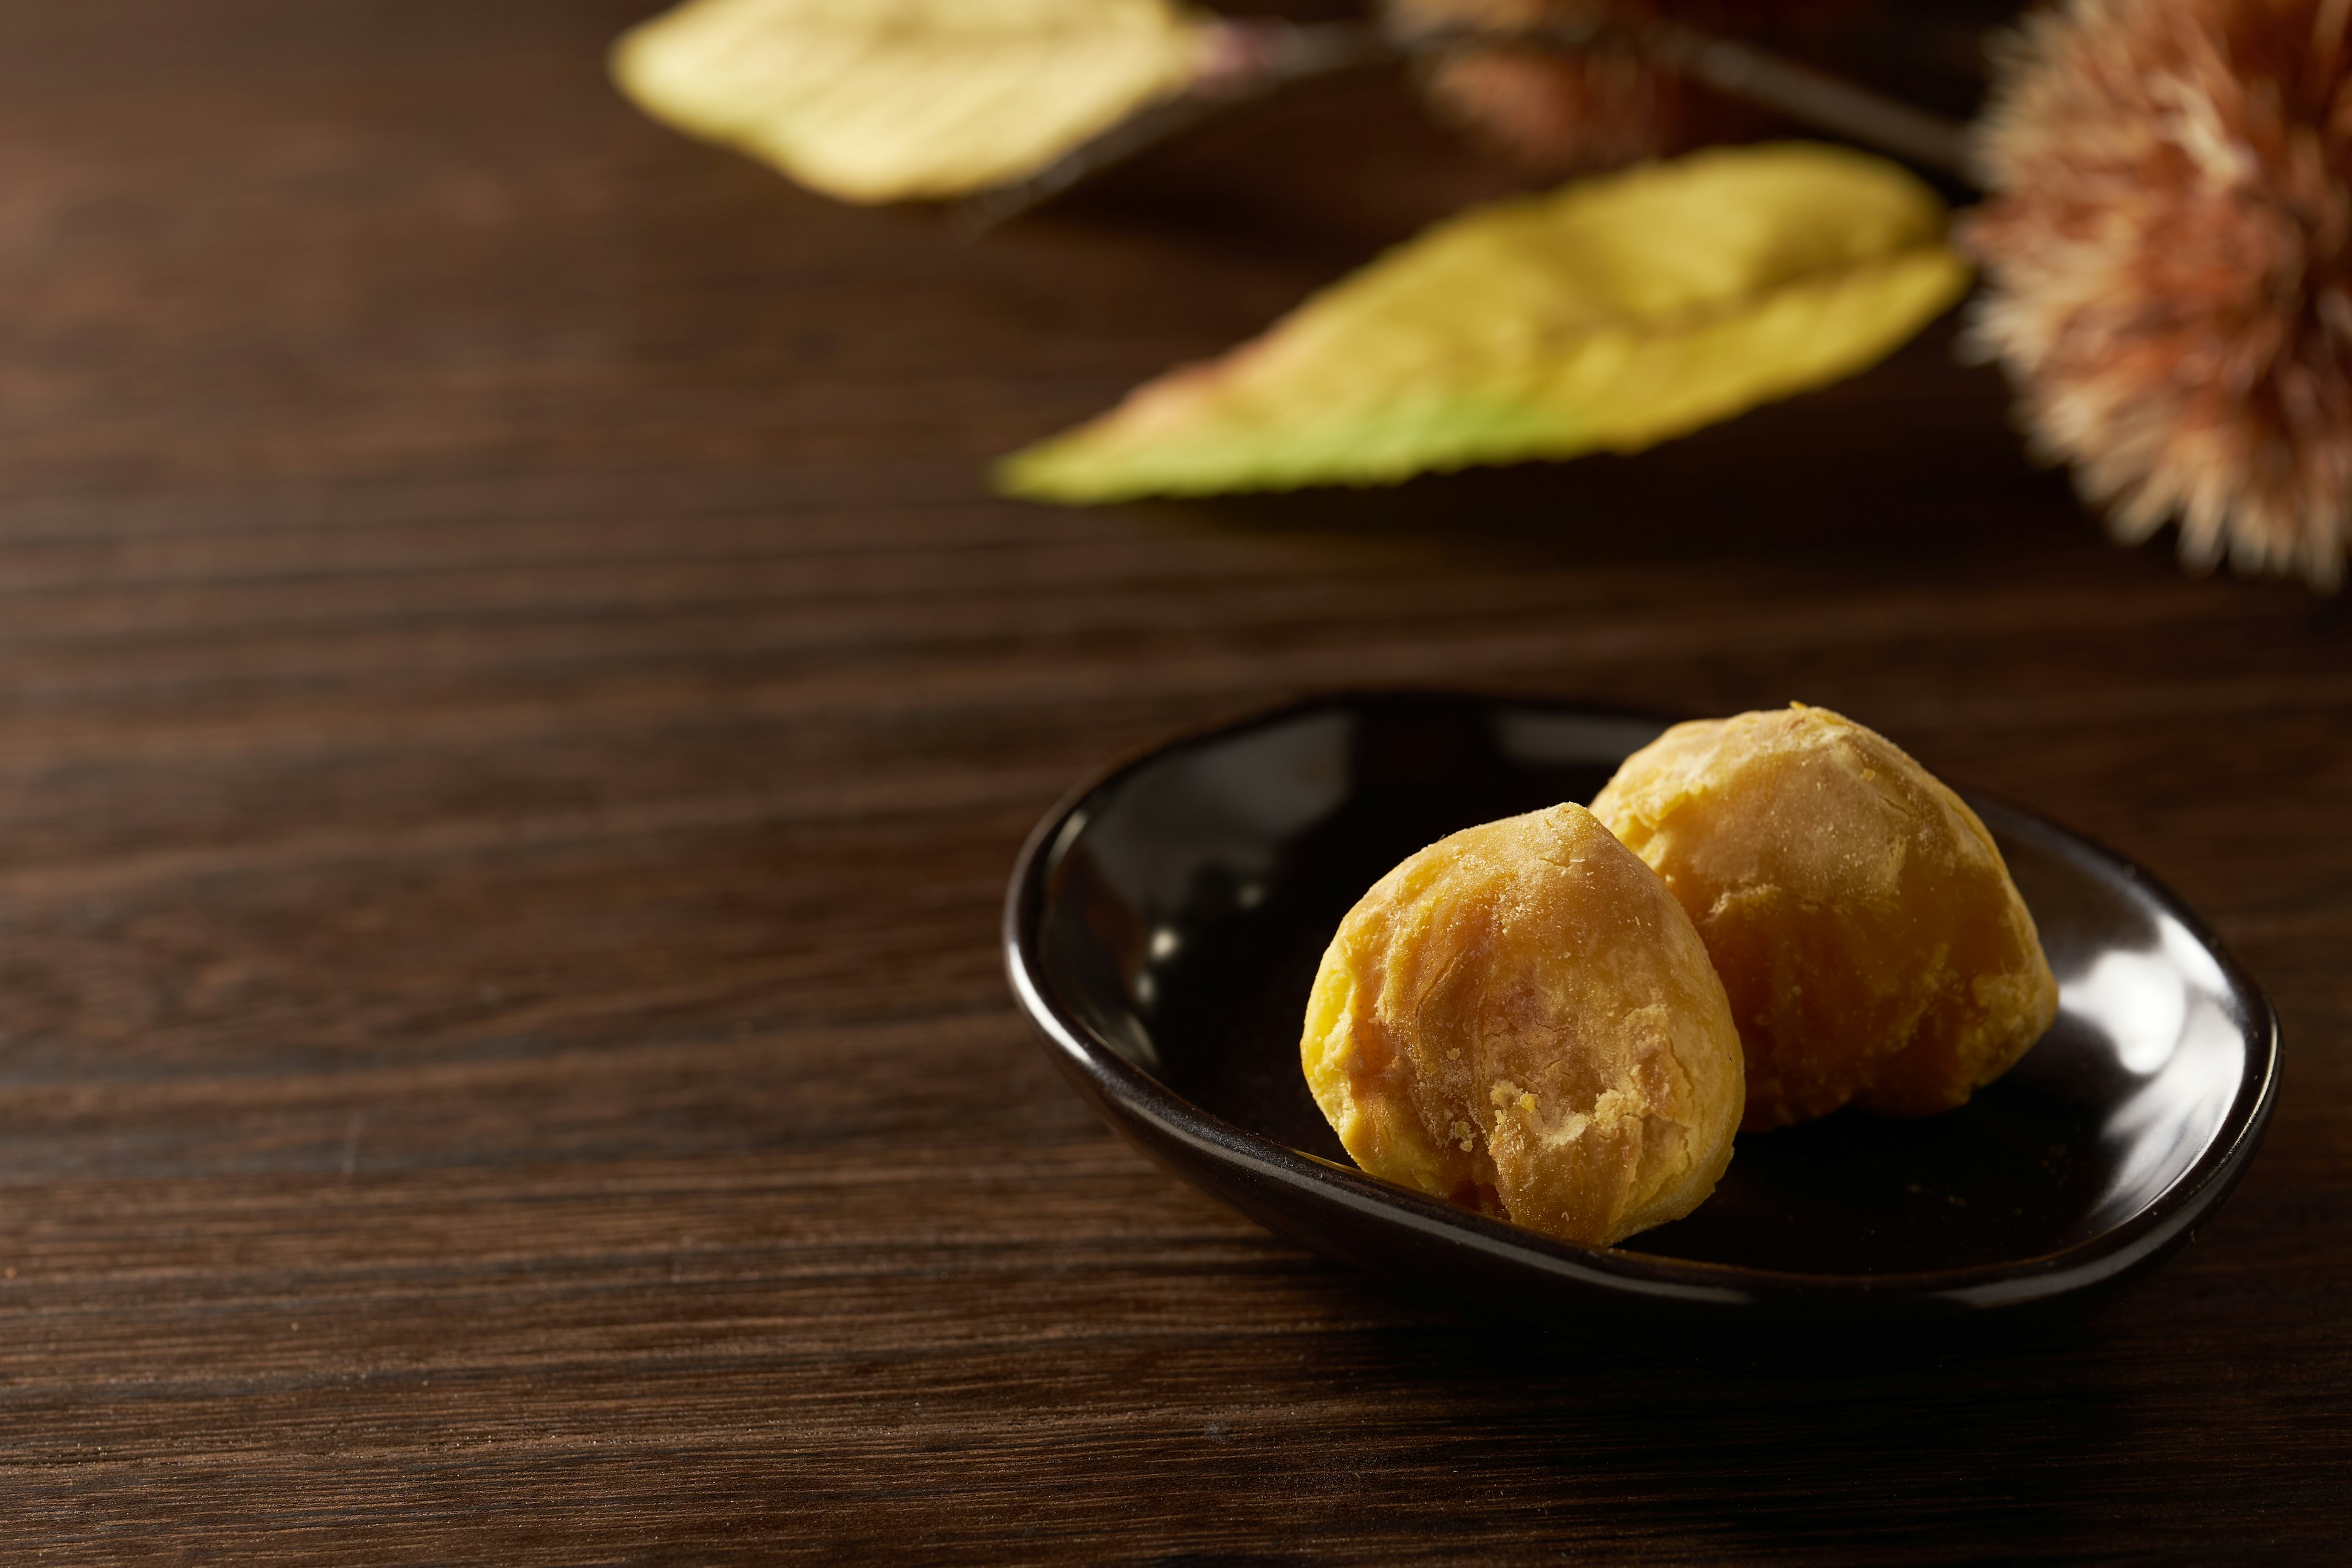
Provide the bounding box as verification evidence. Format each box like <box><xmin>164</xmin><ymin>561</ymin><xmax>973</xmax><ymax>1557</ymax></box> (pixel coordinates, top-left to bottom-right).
<box><xmin>1003</xmin><ymin>690</ymin><xmax>2282</xmax><ymax>1313</ymax></box>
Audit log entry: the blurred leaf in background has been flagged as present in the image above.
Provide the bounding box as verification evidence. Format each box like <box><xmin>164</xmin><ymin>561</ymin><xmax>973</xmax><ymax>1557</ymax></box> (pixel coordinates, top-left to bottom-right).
<box><xmin>613</xmin><ymin>0</ymin><xmax>1215</xmax><ymax>203</ymax></box>
<box><xmin>1000</xmin><ymin>141</ymin><xmax>1970</xmax><ymax>503</ymax></box>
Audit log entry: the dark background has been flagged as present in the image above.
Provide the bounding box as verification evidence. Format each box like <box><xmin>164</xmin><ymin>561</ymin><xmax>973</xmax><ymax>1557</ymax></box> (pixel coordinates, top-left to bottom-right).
<box><xmin>0</xmin><ymin>1</ymin><xmax>2343</xmax><ymax>1559</ymax></box>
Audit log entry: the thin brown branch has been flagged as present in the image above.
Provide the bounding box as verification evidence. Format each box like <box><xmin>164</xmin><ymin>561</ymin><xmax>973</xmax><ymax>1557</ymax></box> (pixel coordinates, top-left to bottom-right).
<box><xmin>1604</xmin><ymin>20</ymin><xmax>1975</xmax><ymax>177</ymax></box>
<box><xmin>958</xmin><ymin>12</ymin><xmax>1977</xmax><ymax>233</ymax></box>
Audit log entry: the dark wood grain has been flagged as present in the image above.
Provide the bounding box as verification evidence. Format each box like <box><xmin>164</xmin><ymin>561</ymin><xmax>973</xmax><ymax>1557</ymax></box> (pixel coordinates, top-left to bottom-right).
<box><xmin>0</xmin><ymin>1</ymin><xmax>2345</xmax><ymax>1560</ymax></box>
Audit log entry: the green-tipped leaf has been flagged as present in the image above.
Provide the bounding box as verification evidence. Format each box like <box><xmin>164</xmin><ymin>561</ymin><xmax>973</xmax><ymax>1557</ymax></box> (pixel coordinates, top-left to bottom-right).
<box><xmin>1000</xmin><ymin>143</ymin><xmax>1973</xmax><ymax>502</ymax></box>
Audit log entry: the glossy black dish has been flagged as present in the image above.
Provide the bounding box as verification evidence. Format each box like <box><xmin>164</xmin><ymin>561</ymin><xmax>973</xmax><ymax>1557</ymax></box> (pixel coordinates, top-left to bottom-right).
<box><xmin>1005</xmin><ymin>693</ymin><xmax>2279</xmax><ymax>1352</ymax></box>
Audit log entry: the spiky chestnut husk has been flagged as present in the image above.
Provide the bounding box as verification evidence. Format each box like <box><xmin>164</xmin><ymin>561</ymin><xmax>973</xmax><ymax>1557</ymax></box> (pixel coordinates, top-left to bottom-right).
<box><xmin>1387</xmin><ymin>0</ymin><xmax>1855</xmax><ymax>175</ymax></box>
<box><xmin>1962</xmin><ymin>0</ymin><xmax>2352</xmax><ymax>589</ymax></box>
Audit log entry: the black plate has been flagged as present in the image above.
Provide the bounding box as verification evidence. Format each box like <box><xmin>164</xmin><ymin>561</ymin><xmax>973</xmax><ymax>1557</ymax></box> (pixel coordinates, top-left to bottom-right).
<box><xmin>1004</xmin><ymin>693</ymin><xmax>2278</xmax><ymax>1354</ymax></box>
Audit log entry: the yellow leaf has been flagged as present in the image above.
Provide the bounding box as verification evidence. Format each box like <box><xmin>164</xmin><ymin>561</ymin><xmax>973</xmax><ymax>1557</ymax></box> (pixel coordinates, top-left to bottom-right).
<box><xmin>998</xmin><ymin>143</ymin><xmax>1973</xmax><ymax>503</ymax></box>
<box><xmin>612</xmin><ymin>0</ymin><xmax>1213</xmax><ymax>204</ymax></box>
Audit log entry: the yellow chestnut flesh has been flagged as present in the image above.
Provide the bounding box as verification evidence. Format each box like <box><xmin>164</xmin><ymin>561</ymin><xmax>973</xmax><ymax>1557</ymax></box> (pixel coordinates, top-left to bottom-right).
<box><xmin>1300</xmin><ymin>803</ymin><xmax>1744</xmax><ymax>1248</ymax></box>
<box><xmin>1591</xmin><ymin>705</ymin><xmax>2059</xmax><ymax>1132</ymax></box>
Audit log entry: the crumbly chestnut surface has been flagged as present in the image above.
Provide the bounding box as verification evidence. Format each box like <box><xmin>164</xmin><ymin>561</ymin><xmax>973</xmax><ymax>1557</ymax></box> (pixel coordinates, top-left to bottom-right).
<box><xmin>1300</xmin><ymin>803</ymin><xmax>1744</xmax><ymax>1247</ymax></box>
<box><xmin>1591</xmin><ymin>705</ymin><xmax>2060</xmax><ymax>1132</ymax></box>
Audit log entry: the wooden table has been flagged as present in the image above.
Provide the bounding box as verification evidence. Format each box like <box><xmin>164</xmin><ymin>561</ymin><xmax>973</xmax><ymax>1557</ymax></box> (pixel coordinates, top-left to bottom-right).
<box><xmin>4</xmin><ymin>1</ymin><xmax>2345</xmax><ymax>1559</ymax></box>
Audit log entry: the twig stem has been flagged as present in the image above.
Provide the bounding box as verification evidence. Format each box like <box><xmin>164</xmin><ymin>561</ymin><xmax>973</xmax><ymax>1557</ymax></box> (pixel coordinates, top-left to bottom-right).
<box><xmin>1563</xmin><ymin>18</ymin><xmax>1973</xmax><ymax>178</ymax></box>
<box><xmin>960</xmin><ymin>13</ymin><xmax>1976</xmax><ymax>232</ymax></box>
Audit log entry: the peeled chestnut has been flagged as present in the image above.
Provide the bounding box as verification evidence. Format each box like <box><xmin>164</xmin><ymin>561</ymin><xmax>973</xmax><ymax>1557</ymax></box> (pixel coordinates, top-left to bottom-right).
<box><xmin>1300</xmin><ymin>802</ymin><xmax>1744</xmax><ymax>1246</ymax></box>
<box><xmin>1591</xmin><ymin>705</ymin><xmax>2059</xmax><ymax>1131</ymax></box>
